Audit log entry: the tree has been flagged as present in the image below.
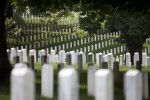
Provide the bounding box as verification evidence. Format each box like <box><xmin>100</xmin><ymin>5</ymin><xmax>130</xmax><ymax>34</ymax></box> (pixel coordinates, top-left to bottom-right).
<box><xmin>0</xmin><ymin>0</ymin><xmax>81</xmax><ymax>83</ymax></box>
<box><xmin>0</xmin><ymin>0</ymin><xmax>12</xmax><ymax>83</ymax></box>
<box><xmin>79</xmin><ymin>0</ymin><xmax>150</xmax><ymax>66</ymax></box>
<box><xmin>105</xmin><ymin>13</ymin><xmax>150</xmax><ymax>65</ymax></box>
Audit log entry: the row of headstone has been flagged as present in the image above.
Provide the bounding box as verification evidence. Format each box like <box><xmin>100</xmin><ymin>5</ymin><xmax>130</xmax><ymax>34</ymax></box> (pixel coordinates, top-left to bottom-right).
<box><xmin>10</xmin><ymin>48</ymin><xmax>27</xmax><ymax>62</ymax></box>
<box><xmin>126</xmin><ymin>52</ymin><xmax>150</xmax><ymax>67</ymax></box>
<box><xmin>15</xmin><ymin>30</ymin><xmax>121</xmax><ymax>51</ymax></box>
<box><xmin>9</xmin><ymin>46</ymin><xmax>150</xmax><ymax>69</ymax></box>
<box><xmin>11</xmin><ymin>63</ymin><xmax>149</xmax><ymax>100</ymax></box>
<box><xmin>17</xmin><ymin>31</ymin><xmax>119</xmax><ymax>46</ymax></box>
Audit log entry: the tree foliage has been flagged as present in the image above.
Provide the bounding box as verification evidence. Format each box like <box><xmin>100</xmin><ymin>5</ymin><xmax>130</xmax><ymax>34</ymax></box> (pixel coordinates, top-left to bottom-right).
<box><xmin>79</xmin><ymin>10</ymin><xmax>105</xmax><ymax>35</ymax></box>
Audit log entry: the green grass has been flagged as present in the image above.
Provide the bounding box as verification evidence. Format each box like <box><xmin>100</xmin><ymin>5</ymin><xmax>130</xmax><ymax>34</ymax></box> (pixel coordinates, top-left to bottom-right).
<box><xmin>0</xmin><ymin>63</ymin><xmax>150</xmax><ymax>100</ymax></box>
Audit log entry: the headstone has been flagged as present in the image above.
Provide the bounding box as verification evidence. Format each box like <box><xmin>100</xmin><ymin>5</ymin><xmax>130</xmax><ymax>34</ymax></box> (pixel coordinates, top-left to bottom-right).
<box><xmin>88</xmin><ymin>53</ymin><xmax>93</xmax><ymax>63</ymax></box>
<box><xmin>17</xmin><ymin>50</ymin><xmax>23</xmax><ymax>63</ymax></box>
<box><xmin>124</xmin><ymin>70</ymin><xmax>142</xmax><ymax>100</ymax></box>
<box><xmin>142</xmin><ymin>72</ymin><xmax>149</xmax><ymax>99</ymax></box>
<box><xmin>98</xmin><ymin>43</ymin><xmax>101</xmax><ymax>49</ymax></box>
<box><xmin>147</xmin><ymin>57</ymin><xmax>150</xmax><ymax>66</ymax></box>
<box><xmin>58</xmin><ymin>50</ymin><xmax>66</xmax><ymax>63</ymax></box>
<box><xmin>7</xmin><ymin>49</ymin><xmax>10</xmax><ymax>61</ymax></box>
<box><xmin>11</xmin><ymin>48</ymin><xmax>17</xmax><ymax>61</ymax></box>
<box><xmin>51</xmin><ymin>50</ymin><xmax>56</xmax><ymax>63</ymax></box>
<box><xmin>142</xmin><ymin>53</ymin><xmax>147</xmax><ymax>66</ymax></box>
<box><xmin>11</xmin><ymin>63</ymin><xmax>35</xmax><ymax>100</ymax></box>
<box><xmin>102</xmin><ymin>42</ymin><xmax>104</xmax><ymax>48</ymax></box>
<box><xmin>136</xmin><ymin>61</ymin><xmax>142</xmax><ymax>71</ymax></box>
<box><xmin>28</xmin><ymin>55</ymin><xmax>34</xmax><ymax>70</ymax></box>
<box><xmin>42</xmin><ymin>64</ymin><xmax>53</xmax><ymax>98</ymax></box>
<box><xmin>121</xmin><ymin>46</ymin><xmax>123</xmax><ymax>52</ymax></box>
<box><xmin>134</xmin><ymin>52</ymin><xmax>139</xmax><ymax>66</ymax></box>
<box><xmin>29</xmin><ymin>49</ymin><xmax>36</xmax><ymax>62</ymax></box>
<box><xmin>21</xmin><ymin>49</ymin><xmax>27</xmax><ymax>62</ymax></box>
<box><xmin>126</xmin><ymin>53</ymin><xmax>131</xmax><ymax>68</ymax></box>
<box><xmin>39</xmin><ymin>49</ymin><xmax>46</xmax><ymax>62</ymax></box>
<box><xmin>102</xmin><ymin>62</ymin><xmax>108</xmax><ymax>69</ymax></box>
<box><xmin>95</xmin><ymin>69</ymin><xmax>113</xmax><ymax>100</ymax></box>
<box><xmin>117</xmin><ymin>47</ymin><xmax>120</xmax><ymax>53</ymax></box>
<box><xmin>66</xmin><ymin>53</ymin><xmax>71</xmax><ymax>66</ymax></box>
<box><xmin>58</xmin><ymin>67</ymin><xmax>78</xmax><ymax>100</ymax></box>
<box><xmin>41</xmin><ymin>55</ymin><xmax>47</xmax><ymax>67</ymax></box>
<box><xmin>114</xmin><ymin>48</ymin><xmax>116</xmax><ymax>54</ymax></box>
<box><xmin>105</xmin><ymin>41</ymin><xmax>107</xmax><ymax>47</ymax></box>
<box><xmin>108</xmin><ymin>53</ymin><xmax>113</xmax><ymax>69</ymax></box>
<box><xmin>13</xmin><ymin>56</ymin><xmax>19</xmax><ymax>65</ymax></box>
<box><xmin>57</xmin><ymin>63</ymin><xmax>64</xmax><ymax>72</ymax></box>
<box><xmin>113</xmin><ymin>61</ymin><xmax>119</xmax><ymax>82</ymax></box>
<box><xmin>87</xmin><ymin>66</ymin><xmax>97</xmax><ymax>96</ymax></box>
<box><xmin>120</xmin><ymin>55</ymin><xmax>124</xmax><ymax>65</ymax></box>
<box><xmin>98</xmin><ymin>53</ymin><xmax>103</xmax><ymax>69</ymax></box>
<box><xmin>78</xmin><ymin>54</ymin><xmax>83</xmax><ymax>71</ymax></box>
<box><xmin>70</xmin><ymin>51</ymin><xmax>75</xmax><ymax>64</ymax></box>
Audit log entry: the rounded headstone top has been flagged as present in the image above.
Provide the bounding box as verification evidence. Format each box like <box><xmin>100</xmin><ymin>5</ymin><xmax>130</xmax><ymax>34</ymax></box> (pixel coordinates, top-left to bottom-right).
<box><xmin>58</xmin><ymin>67</ymin><xmax>76</xmax><ymax>77</ymax></box>
<box><xmin>12</xmin><ymin>63</ymin><xmax>29</xmax><ymax>76</ymax></box>
<box><xmin>88</xmin><ymin>52</ymin><xmax>93</xmax><ymax>55</ymax></box>
<box><xmin>70</xmin><ymin>51</ymin><xmax>75</xmax><ymax>53</ymax></box>
<box><xmin>126</xmin><ymin>52</ymin><xmax>130</xmax><ymax>55</ymax></box>
<box><xmin>98</xmin><ymin>52</ymin><xmax>102</xmax><ymax>55</ymax></box>
<box><xmin>95</xmin><ymin>69</ymin><xmax>111</xmax><ymax>76</ymax></box>
<box><xmin>18</xmin><ymin>50</ymin><xmax>22</xmax><ymax>52</ymax></box>
<box><xmin>108</xmin><ymin>53</ymin><xmax>113</xmax><ymax>55</ymax></box>
<box><xmin>42</xmin><ymin>64</ymin><xmax>53</xmax><ymax>69</ymax></box>
<box><xmin>125</xmin><ymin>70</ymin><xmax>141</xmax><ymax>76</ymax></box>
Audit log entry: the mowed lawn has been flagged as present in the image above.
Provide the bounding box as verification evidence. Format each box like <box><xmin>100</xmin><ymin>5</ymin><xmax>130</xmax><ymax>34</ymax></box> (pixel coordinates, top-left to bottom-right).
<box><xmin>0</xmin><ymin>62</ymin><xmax>150</xmax><ymax>100</ymax></box>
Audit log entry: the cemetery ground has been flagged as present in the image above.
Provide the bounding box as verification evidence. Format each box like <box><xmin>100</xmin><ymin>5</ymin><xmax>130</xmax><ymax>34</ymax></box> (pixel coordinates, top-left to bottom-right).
<box><xmin>0</xmin><ymin>62</ymin><xmax>150</xmax><ymax>100</ymax></box>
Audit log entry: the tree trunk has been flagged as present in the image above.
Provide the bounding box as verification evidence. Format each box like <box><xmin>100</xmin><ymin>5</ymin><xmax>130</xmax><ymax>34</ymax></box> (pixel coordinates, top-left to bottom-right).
<box><xmin>6</xmin><ymin>5</ymin><xmax>13</xmax><ymax>19</ymax></box>
<box><xmin>0</xmin><ymin>0</ymin><xmax>12</xmax><ymax>84</ymax></box>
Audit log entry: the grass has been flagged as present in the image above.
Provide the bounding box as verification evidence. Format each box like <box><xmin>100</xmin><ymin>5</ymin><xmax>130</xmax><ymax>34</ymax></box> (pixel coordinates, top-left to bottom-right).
<box><xmin>0</xmin><ymin>62</ymin><xmax>150</xmax><ymax>100</ymax></box>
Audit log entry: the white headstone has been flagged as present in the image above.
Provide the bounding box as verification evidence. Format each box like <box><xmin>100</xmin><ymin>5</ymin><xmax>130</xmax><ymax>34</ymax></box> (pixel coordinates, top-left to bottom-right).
<box><xmin>134</xmin><ymin>52</ymin><xmax>139</xmax><ymax>66</ymax></box>
<box><xmin>126</xmin><ymin>53</ymin><xmax>131</xmax><ymax>68</ymax></box>
<box><xmin>142</xmin><ymin>53</ymin><xmax>147</xmax><ymax>66</ymax></box>
<box><xmin>58</xmin><ymin>67</ymin><xmax>78</xmax><ymax>100</ymax></box>
<box><xmin>108</xmin><ymin>53</ymin><xmax>113</xmax><ymax>69</ymax></box>
<box><xmin>120</xmin><ymin>55</ymin><xmax>124</xmax><ymax>65</ymax></box>
<box><xmin>11</xmin><ymin>63</ymin><xmax>35</xmax><ymax>100</ymax></box>
<box><xmin>70</xmin><ymin>51</ymin><xmax>76</xmax><ymax>64</ymax></box>
<box><xmin>88</xmin><ymin>66</ymin><xmax>97</xmax><ymax>96</ymax></box>
<box><xmin>51</xmin><ymin>50</ymin><xmax>56</xmax><ymax>63</ymax></box>
<box><xmin>42</xmin><ymin>64</ymin><xmax>53</xmax><ymax>98</ymax></box>
<box><xmin>124</xmin><ymin>70</ymin><xmax>142</xmax><ymax>100</ymax></box>
<box><xmin>58</xmin><ymin>50</ymin><xmax>66</xmax><ymax>63</ymax></box>
<box><xmin>142</xmin><ymin>72</ymin><xmax>149</xmax><ymax>99</ymax></box>
<box><xmin>17</xmin><ymin>50</ymin><xmax>23</xmax><ymax>63</ymax></box>
<box><xmin>11</xmin><ymin>48</ymin><xmax>17</xmax><ymax>61</ymax></box>
<box><xmin>147</xmin><ymin>57</ymin><xmax>150</xmax><ymax>66</ymax></box>
<box><xmin>29</xmin><ymin>49</ymin><xmax>36</xmax><ymax>62</ymax></box>
<box><xmin>95</xmin><ymin>69</ymin><xmax>113</xmax><ymax>100</ymax></box>
<box><xmin>22</xmin><ymin>49</ymin><xmax>27</xmax><ymax>62</ymax></box>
